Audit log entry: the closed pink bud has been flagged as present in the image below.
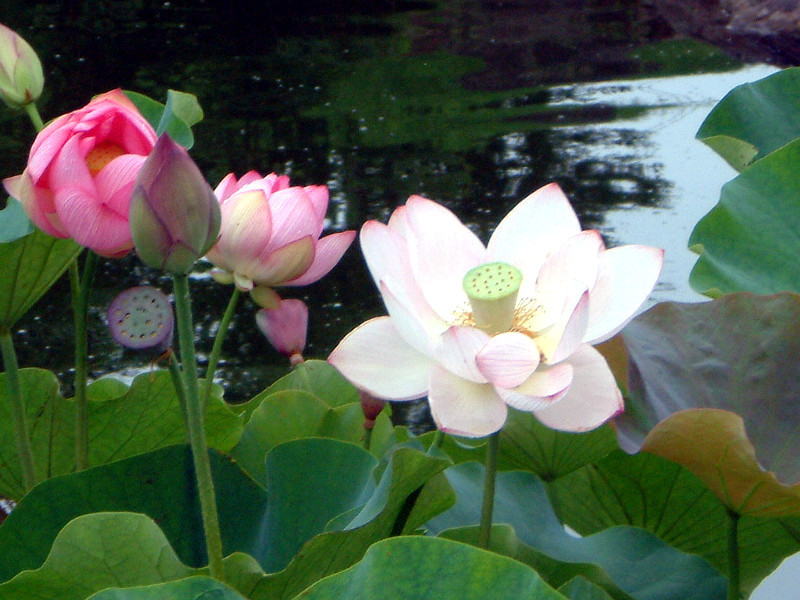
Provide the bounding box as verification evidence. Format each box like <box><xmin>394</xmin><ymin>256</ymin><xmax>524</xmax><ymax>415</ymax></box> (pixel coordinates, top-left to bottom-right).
<box><xmin>130</xmin><ymin>134</ymin><xmax>221</xmax><ymax>273</ymax></box>
<box><xmin>255</xmin><ymin>298</ymin><xmax>308</xmax><ymax>364</ymax></box>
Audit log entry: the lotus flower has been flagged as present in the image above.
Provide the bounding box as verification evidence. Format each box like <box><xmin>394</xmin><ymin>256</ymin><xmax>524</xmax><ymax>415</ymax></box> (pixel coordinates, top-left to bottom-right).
<box><xmin>205</xmin><ymin>171</ymin><xmax>355</xmax><ymax>307</ymax></box>
<box><xmin>328</xmin><ymin>183</ymin><xmax>663</xmax><ymax>437</ymax></box>
<box><xmin>3</xmin><ymin>89</ymin><xmax>157</xmax><ymax>257</ymax></box>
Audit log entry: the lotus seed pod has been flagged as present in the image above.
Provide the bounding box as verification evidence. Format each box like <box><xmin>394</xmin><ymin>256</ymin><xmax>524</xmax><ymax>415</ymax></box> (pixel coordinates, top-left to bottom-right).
<box><xmin>462</xmin><ymin>262</ymin><xmax>522</xmax><ymax>334</ymax></box>
<box><xmin>107</xmin><ymin>286</ymin><xmax>174</xmax><ymax>352</ymax></box>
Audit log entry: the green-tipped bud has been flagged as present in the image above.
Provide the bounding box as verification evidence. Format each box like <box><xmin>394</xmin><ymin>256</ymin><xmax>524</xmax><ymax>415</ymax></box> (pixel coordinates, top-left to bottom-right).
<box><xmin>0</xmin><ymin>23</ymin><xmax>44</xmax><ymax>109</ymax></box>
<box><xmin>130</xmin><ymin>134</ymin><xmax>221</xmax><ymax>274</ymax></box>
<box><xmin>463</xmin><ymin>262</ymin><xmax>522</xmax><ymax>334</ymax></box>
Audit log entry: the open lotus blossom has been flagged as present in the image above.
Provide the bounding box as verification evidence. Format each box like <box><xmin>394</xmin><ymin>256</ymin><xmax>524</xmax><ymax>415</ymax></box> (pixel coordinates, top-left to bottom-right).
<box><xmin>328</xmin><ymin>183</ymin><xmax>663</xmax><ymax>437</ymax></box>
<box><xmin>3</xmin><ymin>89</ymin><xmax>157</xmax><ymax>257</ymax></box>
<box><xmin>205</xmin><ymin>171</ymin><xmax>356</xmax><ymax>307</ymax></box>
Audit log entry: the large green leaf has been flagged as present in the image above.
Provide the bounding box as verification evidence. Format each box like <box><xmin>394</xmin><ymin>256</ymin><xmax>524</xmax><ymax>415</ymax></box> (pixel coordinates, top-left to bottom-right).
<box><xmin>697</xmin><ymin>67</ymin><xmax>800</xmax><ymax>169</ymax></box>
<box><xmin>428</xmin><ymin>462</ymin><xmax>727</xmax><ymax>600</ymax></box>
<box><xmin>558</xmin><ymin>577</ymin><xmax>616</xmax><ymax>600</ymax></box>
<box><xmin>0</xmin><ymin>369</ymin><xmax>242</xmax><ymax>499</ymax></box>
<box><xmin>551</xmin><ymin>449</ymin><xmax>800</xmax><ymax>596</ymax></box>
<box><xmin>292</xmin><ymin>536</ymin><xmax>568</xmax><ymax>600</ymax></box>
<box><xmin>88</xmin><ymin>577</ymin><xmax>248</xmax><ymax>600</ymax></box>
<box><xmin>236</xmin><ymin>447</ymin><xmax>451</xmax><ymax>600</ymax></box>
<box><xmin>258</xmin><ymin>439</ymin><xmax>378</xmax><ymax>572</ymax></box>
<box><xmin>0</xmin><ymin>230</ymin><xmax>81</xmax><ymax>329</ymax></box>
<box><xmin>689</xmin><ymin>138</ymin><xmax>800</xmax><ymax>296</ymax></box>
<box><xmin>0</xmin><ymin>512</ymin><xmax>192</xmax><ymax>599</ymax></box>
<box><xmin>0</xmin><ymin>445</ymin><xmax>267</xmax><ymax>582</ymax></box>
<box><xmin>235</xmin><ymin>360</ymin><xmax>360</xmax><ymax>423</ymax></box>
<box><xmin>616</xmin><ymin>294</ymin><xmax>800</xmax><ymax>511</ymax></box>
<box><xmin>230</xmin><ymin>390</ymin><xmax>393</xmax><ymax>487</ymax></box>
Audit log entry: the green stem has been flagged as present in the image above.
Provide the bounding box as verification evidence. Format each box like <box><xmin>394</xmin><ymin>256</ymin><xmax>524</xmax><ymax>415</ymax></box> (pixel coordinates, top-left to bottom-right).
<box><xmin>70</xmin><ymin>251</ymin><xmax>98</xmax><ymax>471</ymax></box>
<box><xmin>203</xmin><ymin>287</ymin><xmax>240</xmax><ymax>408</ymax></box>
<box><xmin>0</xmin><ymin>331</ymin><xmax>37</xmax><ymax>492</ymax></box>
<box><xmin>166</xmin><ymin>352</ymin><xmax>187</xmax><ymax>423</ymax></box>
<box><xmin>727</xmin><ymin>510</ymin><xmax>741</xmax><ymax>600</ymax></box>
<box><xmin>362</xmin><ymin>427</ymin><xmax>373</xmax><ymax>451</ymax></box>
<box><xmin>24</xmin><ymin>102</ymin><xmax>45</xmax><ymax>132</ymax></box>
<box><xmin>478</xmin><ymin>431</ymin><xmax>500</xmax><ymax>549</ymax></box>
<box><xmin>172</xmin><ymin>274</ymin><xmax>224</xmax><ymax>580</ymax></box>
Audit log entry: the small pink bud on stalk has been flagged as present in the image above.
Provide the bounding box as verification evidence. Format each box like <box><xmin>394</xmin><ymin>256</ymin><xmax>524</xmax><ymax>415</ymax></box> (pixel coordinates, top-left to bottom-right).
<box><xmin>129</xmin><ymin>134</ymin><xmax>221</xmax><ymax>274</ymax></box>
<box><xmin>0</xmin><ymin>23</ymin><xmax>44</xmax><ymax>109</ymax></box>
<box><xmin>255</xmin><ymin>298</ymin><xmax>308</xmax><ymax>367</ymax></box>
<box><xmin>359</xmin><ymin>390</ymin><xmax>386</xmax><ymax>431</ymax></box>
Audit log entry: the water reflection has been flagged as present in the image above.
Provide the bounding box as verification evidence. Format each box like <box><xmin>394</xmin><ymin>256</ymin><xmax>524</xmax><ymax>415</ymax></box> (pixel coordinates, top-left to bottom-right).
<box><xmin>1</xmin><ymin>1</ymin><xmax>776</xmax><ymax>403</ymax></box>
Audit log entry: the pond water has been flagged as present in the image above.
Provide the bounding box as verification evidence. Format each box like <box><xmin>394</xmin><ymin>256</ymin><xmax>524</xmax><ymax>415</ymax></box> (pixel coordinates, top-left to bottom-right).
<box><xmin>1</xmin><ymin>1</ymin><xmax>779</xmax><ymax>404</ymax></box>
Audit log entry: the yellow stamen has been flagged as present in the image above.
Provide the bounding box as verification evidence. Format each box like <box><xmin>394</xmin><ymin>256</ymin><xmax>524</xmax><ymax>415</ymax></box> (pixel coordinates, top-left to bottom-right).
<box><xmin>85</xmin><ymin>141</ymin><xmax>125</xmax><ymax>176</ymax></box>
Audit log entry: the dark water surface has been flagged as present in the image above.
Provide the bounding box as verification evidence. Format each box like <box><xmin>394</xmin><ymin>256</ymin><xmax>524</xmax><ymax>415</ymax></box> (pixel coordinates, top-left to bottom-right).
<box><xmin>1</xmin><ymin>1</ymin><xmax>776</xmax><ymax>404</ymax></box>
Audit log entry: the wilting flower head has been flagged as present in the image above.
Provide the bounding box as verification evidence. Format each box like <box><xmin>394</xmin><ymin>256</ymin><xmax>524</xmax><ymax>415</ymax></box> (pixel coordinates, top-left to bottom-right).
<box><xmin>328</xmin><ymin>183</ymin><xmax>663</xmax><ymax>438</ymax></box>
<box><xmin>130</xmin><ymin>134</ymin><xmax>221</xmax><ymax>274</ymax></box>
<box><xmin>0</xmin><ymin>22</ymin><xmax>44</xmax><ymax>109</ymax></box>
<box><xmin>256</xmin><ymin>298</ymin><xmax>308</xmax><ymax>366</ymax></box>
<box><xmin>2</xmin><ymin>89</ymin><xmax>157</xmax><ymax>257</ymax></box>
<box><xmin>205</xmin><ymin>171</ymin><xmax>355</xmax><ymax>306</ymax></box>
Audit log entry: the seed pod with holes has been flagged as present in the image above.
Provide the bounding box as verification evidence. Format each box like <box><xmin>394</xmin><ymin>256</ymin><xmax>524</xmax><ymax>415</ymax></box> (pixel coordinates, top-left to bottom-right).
<box><xmin>107</xmin><ymin>286</ymin><xmax>174</xmax><ymax>353</ymax></box>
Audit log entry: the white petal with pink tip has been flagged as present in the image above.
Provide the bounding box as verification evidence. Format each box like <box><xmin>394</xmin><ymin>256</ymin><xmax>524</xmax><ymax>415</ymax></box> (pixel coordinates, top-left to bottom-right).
<box><xmin>428</xmin><ymin>365</ymin><xmax>508</xmax><ymax>438</ymax></box>
<box><xmin>476</xmin><ymin>332</ymin><xmax>541</xmax><ymax>388</ymax></box>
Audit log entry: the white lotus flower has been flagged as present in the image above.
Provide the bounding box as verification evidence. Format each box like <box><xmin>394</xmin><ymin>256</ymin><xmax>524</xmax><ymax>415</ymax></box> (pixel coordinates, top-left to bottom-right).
<box><xmin>329</xmin><ymin>183</ymin><xmax>663</xmax><ymax>437</ymax></box>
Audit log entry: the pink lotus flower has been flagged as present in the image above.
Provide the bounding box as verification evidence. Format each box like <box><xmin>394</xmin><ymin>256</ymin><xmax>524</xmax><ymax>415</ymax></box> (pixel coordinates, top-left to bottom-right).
<box><xmin>205</xmin><ymin>171</ymin><xmax>356</xmax><ymax>306</ymax></box>
<box><xmin>3</xmin><ymin>89</ymin><xmax>157</xmax><ymax>257</ymax></box>
<box><xmin>328</xmin><ymin>183</ymin><xmax>663</xmax><ymax>437</ymax></box>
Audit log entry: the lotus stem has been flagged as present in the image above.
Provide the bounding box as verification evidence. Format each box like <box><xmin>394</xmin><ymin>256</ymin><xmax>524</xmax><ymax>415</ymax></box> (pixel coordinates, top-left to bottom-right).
<box><xmin>24</xmin><ymin>102</ymin><xmax>44</xmax><ymax>132</ymax></box>
<box><xmin>478</xmin><ymin>430</ymin><xmax>500</xmax><ymax>549</ymax></box>
<box><xmin>70</xmin><ymin>251</ymin><xmax>98</xmax><ymax>471</ymax></box>
<box><xmin>0</xmin><ymin>330</ymin><xmax>37</xmax><ymax>492</ymax></box>
<box><xmin>727</xmin><ymin>510</ymin><xmax>741</xmax><ymax>600</ymax></box>
<box><xmin>172</xmin><ymin>273</ymin><xmax>224</xmax><ymax>580</ymax></box>
<box><xmin>203</xmin><ymin>286</ymin><xmax>240</xmax><ymax>409</ymax></box>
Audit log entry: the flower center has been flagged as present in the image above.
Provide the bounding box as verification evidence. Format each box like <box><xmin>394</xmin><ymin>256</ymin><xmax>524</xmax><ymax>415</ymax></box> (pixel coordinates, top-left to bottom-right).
<box><xmin>85</xmin><ymin>141</ymin><xmax>126</xmax><ymax>176</ymax></box>
<box><xmin>462</xmin><ymin>261</ymin><xmax>522</xmax><ymax>335</ymax></box>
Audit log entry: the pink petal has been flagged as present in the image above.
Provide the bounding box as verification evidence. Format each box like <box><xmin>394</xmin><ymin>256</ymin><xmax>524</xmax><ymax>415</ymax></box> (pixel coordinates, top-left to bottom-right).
<box><xmin>404</xmin><ymin>195</ymin><xmax>486</xmax><ymax>321</ymax></box>
<box><xmin>263</xmin><ymin>187</ymin><xmax>319</xmax><ymax>253</ymax></box>
<box><xmin>4</xmin><ymin>172</ymin><xmax>66</xmax><ymax>238</ymax></box>
<box><xmin>498</xmin><ymin>362</ymin><xmax>573</xmax><ymax>411</ymax></box>
<box><xmin>428</xmin><ymin>364</ymin><xmax>507</xmax><ymax>438</ymax></box>
<box><xmin>328</xmin><ymin>316</ymin><xmax>432</xmax><ymax>401</ymax></box>
<box><xmin>304</xmin><ymin>184</ymin><xmax>329</xmax><ymax>224</ymax></box>
<box><xmin>379</xmin><ymin>278</ymin><xmax>444</xmax><ymax>355</ymax></box>
<box><xmin>214</xmin><ymin>172</ymin><xmax>241</xmax><ymax>202</ymax></box>
<box><xmin>535</xmin><ymin>287</ymin><xmax>590</xmax><ymax>364</ymax></box>
<box><xmin>584</xmin><ymin>245</ymin><xmax>664</xmax><ymax>344</ymax></box>
<box><xmin>476</xmin><ymin>331</ymin><xmax>540</xmax><ymax>388</ymax></box>
<box><xmin>53</xmin><ymin>185</ymin><xmax>133</xmax><ymax>256</ymax></box>
<box><xmin>215</xmin><ymin>190</ymin><xmax>273</xmax><ymax>265</ymax></box>
<box><xmin>487</xmin><ymin>183</ymin><xmax>582</xmax><ymax>273</ymax></box>
<box><xmin>284</xmin><ymin>230</ymin><xmax>356</xmax><ymax>286</ymax></box>
<box><xmin>533</xmin><ymin>344</ymin><xmax>624</xmax><ymax>432</ymax></box>
<box><xmin>533</xmin><ymin>230</ymin><xmax>604</xmax><ymax>300</ymax></box>
<box><xmin>436</xmin><ymin>326</ymin><xmax>491</xmax><ymax>384</ymax></box>
<box><xmin>93</xmin><ymin>154</ymin><xmax>147</xmax><ymax>217</ymax></box>
<box><xmin>359</xmin><ymin>220</ymin><xmax>444</xmax><ymax>335</ymax></box>
<box><xmin>248</xmin><ymin>236</ymin><xmax>315</xmax><ymax>286</ymax></box>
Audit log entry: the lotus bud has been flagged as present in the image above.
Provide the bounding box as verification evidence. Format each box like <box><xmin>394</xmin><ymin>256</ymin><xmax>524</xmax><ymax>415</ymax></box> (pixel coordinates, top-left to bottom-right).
<box><xmin>0</xmin><ymin>23</ymin><xmax>44</xmax><ymax>109</ymax></box>
<box><xmin>255</xmin><ymin>298</ymin><xmax>308</xmax><ymax>366</ymax></box>
<box><xmin>107</xmin><ymin>286</ymin><xmax>174</xmax><ymax>353</ymax></box>
<box><xmin>130</xmin><ymin>134</ymin><xmax>221</xmax><ymax>274</ymax></box>
<box><xmin>359</xmin><ymin>390</ymin><xmax>386</xmax><ymax>430</ymax></box>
